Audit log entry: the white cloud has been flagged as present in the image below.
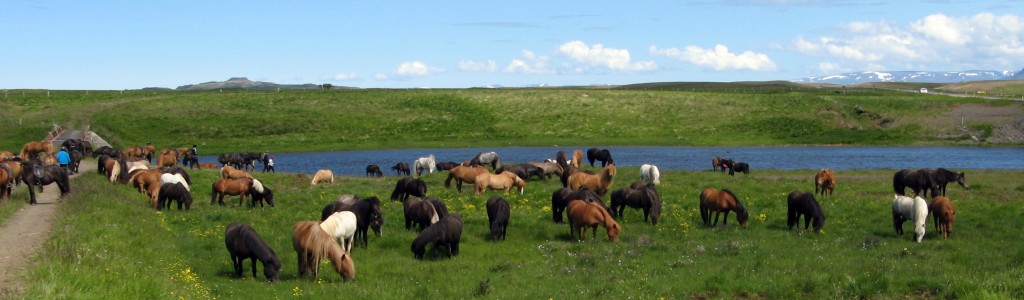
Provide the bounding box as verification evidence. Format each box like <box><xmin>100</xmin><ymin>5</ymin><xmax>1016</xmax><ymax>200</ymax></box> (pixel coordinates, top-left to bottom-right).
<box><xmin>458</xmin><ymin>60</ymin><xmax>498</xmax><ymax>72</ymax></box>
<box><xmin>557</xmin><ymin>40</ymin><xmax>657</xmax><ymax>71</ymax></box>
<box><xmin>504</xmin><ymin>50</ymin><xmax>552</xmax><ymax>74</ymax></box>
<box><xmin>651</xmin><ymin>44</ymin><xmax>778</xmax><ymax>71</ymax></box>
<box><xmin>333</xmin><ymin>72</ymin><xmax>357</xmax><ymax>81</ymax></box>
<box><xmin>793</xmin><ymin>13</ymin><xmax>1024</xmax><ymax>70</ymax></box>
<box><xmin>395</xmin><ymin>61</ymin><xmax>444</xmax><ymax>77</ymax></box>
<box><xmin>373</xmin><ymin>73</ymin><xmax>388</xmax><ymax>81</ymax></box>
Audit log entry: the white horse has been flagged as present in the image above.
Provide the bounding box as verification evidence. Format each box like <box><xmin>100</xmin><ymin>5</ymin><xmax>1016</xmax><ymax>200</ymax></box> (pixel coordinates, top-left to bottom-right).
<box><xmin>160</xmin><ymin>173</ymin><xmax>191</xmax><ymax>192</ymax></box>
<box><xmin>640</xmin><ymin>164</ymin><xmax>661</xmax><ymax>185</ymax></box>
<box><xmin>892</xmin><ymin>194</ymin><xmax>928</xmax><ymax>243</ymax></box>
<box><xmin>413</xmin><ymin>154</ymin><xmax>436</xmax><ymax>176</ymax></box>
<box><xmin>320</xmin><ymin>211</ymin><xmax>358</xmax><ymax>253</ymax></box>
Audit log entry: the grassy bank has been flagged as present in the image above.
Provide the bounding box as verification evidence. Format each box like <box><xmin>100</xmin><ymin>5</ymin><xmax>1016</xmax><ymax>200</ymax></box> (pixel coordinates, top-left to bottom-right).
<box><xmin>2</xmin><ymin>88</ymin><xmax>1020</xmax><ymax>153</ymax></box>
<box><xmin>18</xmin><ymin>165</ymin><xmax>1024</xmax><ymax>298</ymax></box>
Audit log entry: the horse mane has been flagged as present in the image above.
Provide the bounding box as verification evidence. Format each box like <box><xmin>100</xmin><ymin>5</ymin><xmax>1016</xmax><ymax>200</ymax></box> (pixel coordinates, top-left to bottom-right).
<box><xmin>294</xmin><ymin>221</ymin><xmax>354</xmax><ymax>280</ymax></box>
<box><xmin>720</xmin><ymin>189</ymin><xmax>745</xmax><ymax>213</ymax></box>
<box><xmin>251</xmin><ymin>179</ymin><xmax>265</xmax><ymax>194</ymax></box>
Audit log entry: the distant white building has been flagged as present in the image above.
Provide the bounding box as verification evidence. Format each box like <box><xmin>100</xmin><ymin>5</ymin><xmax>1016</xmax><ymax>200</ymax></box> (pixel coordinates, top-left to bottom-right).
<box><xmin>919</xmin><ymin>88</ymin><xmax>928</xmax><ymax>93</ymax></box>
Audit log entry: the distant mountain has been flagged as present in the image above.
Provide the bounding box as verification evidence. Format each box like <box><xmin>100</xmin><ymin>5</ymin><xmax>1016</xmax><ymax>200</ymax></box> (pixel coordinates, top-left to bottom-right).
<box><xmin>1011</xmin><ymin>68</ymin><xmax>1024</xmax><ymax>80</ymax></box>
<box><xmin>794</xmin><ymin>70</ymin><xmax>1018</xmax><ymax>85</ymax></box>
<box><xmin>175</xmin><ymin>77</ymin><xmax>349</xmax><ymax>91</ymax></box>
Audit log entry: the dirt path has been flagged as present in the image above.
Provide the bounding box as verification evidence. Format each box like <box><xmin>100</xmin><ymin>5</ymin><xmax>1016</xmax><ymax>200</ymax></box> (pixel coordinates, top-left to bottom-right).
<box><xmin>0</xmin><ymin>162</ymin><xmax>94</xmax><ymax>295</ymax></box>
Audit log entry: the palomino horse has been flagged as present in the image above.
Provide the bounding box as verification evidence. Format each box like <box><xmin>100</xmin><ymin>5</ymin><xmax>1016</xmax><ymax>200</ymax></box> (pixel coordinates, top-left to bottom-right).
<box><xmin>20</xmin><ymin>141</ymin><xmax>54</xmax><ymax>159</ymax></box>
<box><xmin>586</xmin><ymin>148</ymin><xmax>613</xmax><ymax>167</ymax></box>
<box><xmin>292</xmin><ymin>221</ymin><xmax>356</xmax><ymax>281</ymax></box>
<box><xmin>469</xmin><ymin>151</ymin><xmax>501</xmax><ymax>170</ymax></box>
<box><xmin>473</xmin><ymin>171</ymin><xmax>525</xmax><ymax>195</ymax></box>
<box><xmin>892</xmin><ymin>194</ymin><xmax>928</xmax><ymax>243</ymax></box>
<box><xmin>786</xmin><ymin>191</ymin><xmax>825</xmax><ymax>233</ymax></box>
<box><xmin>225</xmin><ymin>222</ymin><xmax>282</xmax><ymax>282</ymax></box>
<box><xmin>567</xmin><ymin>199</ymin><xmax>620</xmax><ymax>242</ymax></box>
<box><xmin>311</xmin><ymin>169</ymin><xmax>334</xmax><ymax>185</ymax></box>
<box><xmin>568</xmin><ymin>163</ymin><xmax>616</xmax><ymax>197</ymax></box>
<box><xmin>221</xmin><ymin>165</ymin><xmax>251</xmax><ymax>179</ymax></box>
<box><xmin>411</xmin><ymin>214</ymin><xmax>463</xmax><ymax>259</ymax></box>
<box><xmin>444</xmin><ymin>165</ymin><xmax>490</xmax><ymax>192</ymax></box>
<box><xmin>640</xmin><ymin>164</ymin><xmax>661</xmax><ymax>185</ymax></box>
<box><xmin>814</xmin><ymin>169</ymin><xmax>836</xmax><ymax>196</ymax></box>
<box><xmin>699</xmin><ymin>188</ymin><xmax>749</xmax><ymax>227</ymax></box>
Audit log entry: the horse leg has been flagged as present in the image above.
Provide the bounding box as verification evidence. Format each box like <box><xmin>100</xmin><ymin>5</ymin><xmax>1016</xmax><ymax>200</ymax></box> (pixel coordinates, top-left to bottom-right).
<box><xmin>232</xmin><ymin>255</ymin><xmax>243</xmax><ymax>277</ymax></box>
<box><xmin>251</xmin><ymin>257</ymin><xmax>259</xmax><ymax>278</ymax></box>
<box><xmin>892</xmin><ymin>212</ymin><xmax>903</xmax><ymax>235</ymax></box>
<box><xmin>803</xmin><ymin>214</ymin><xmax>811</xmax><ymax>230</ymax></box>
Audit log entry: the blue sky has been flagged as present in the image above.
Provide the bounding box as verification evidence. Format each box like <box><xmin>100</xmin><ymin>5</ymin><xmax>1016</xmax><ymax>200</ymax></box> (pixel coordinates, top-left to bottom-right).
<box><xmin>3</xmin><ymin>0</ymin><xmax>1022</xmax><ymax>89</ymax></box>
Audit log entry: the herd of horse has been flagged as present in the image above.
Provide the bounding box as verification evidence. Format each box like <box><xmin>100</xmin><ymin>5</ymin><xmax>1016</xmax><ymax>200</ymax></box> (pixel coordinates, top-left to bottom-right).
<box><xmin>1</xmin><ymin>139</ymin><xmax>976</xmax><ymax>282</ymax></box>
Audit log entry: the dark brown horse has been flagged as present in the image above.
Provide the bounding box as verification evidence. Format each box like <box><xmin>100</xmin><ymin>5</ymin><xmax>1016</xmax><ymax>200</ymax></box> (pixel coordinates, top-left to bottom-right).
<box><xmin>292</xmin><ymin>221</ymin><xmax>356</xmax><ymax>281</ymax></box>
<box><xmin>22</xmin><ymin>162</ymin><xmax>70</xmax><ymax>205</ymax></box>
<box><xmin>893</xmin><ymin>169</ymin><xmax>937</xmax><ymax>197</ymax></box>
<box><xmin>320</xmin><ymin>196</ymin><xmax>384</xmax><ymax>248</ymax></box>
<box><xmin>225</xmin><ymin>222</ymin><xmax>282</xmax><ymax>282</ymax></box>
<box><xmin>391</xmin><ymin>162</ymin><xmax>410</xmax><ymax>176</ymax></box>
<box><xmin>158</xmin><ymin>182</ymin><xmax>193</xmax><ymax>211</ymax></box>
<box><xmin>610</xmin><ymin>182</ymin><xmax>662</xmax><ymax>225</ymax></box>
<box><xmin>411</xmin><ymin>214</ymin><xmax>463</xmax><ymax>259</ymax></box>
<box><xmin>403</xmin><ymin>196</ymin><xmax>439</xmax><ymax>231</ymax></box>
<box><xmin>365</xmin><ymin>164</ymin><xmax>383</xmax><ymax>177</ymax></box>
<box><xmin>586</xmin><ymin>148</ymin><xmax>613</xmax><ymax>167</ymax></box>
<box><xmin>486</xmin><ymin>196</ymin><xmax>510</xmax><ymax>241</ymax></box>
<box><xmin>699</xmin><ymin>188</ymin><xmax>749</xmax><ymax>227</ymax></box>
<box><xmin>390</xmin><ymin>177</ymin><xmax>427</xmax><ymax>202</ymax></box>
<box><xmin>787</xmin><ymin>191</ymin><xmax>824</xmax><ymax>232</ymax></box>
<box><xmin>928</xmin><ymin>168</ymin><xmax>968</xmax><ymax>196</ymax></box>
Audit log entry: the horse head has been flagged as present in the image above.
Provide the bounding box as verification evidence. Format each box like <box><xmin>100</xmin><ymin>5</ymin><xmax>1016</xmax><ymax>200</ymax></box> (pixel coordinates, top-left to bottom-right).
<box><xmin>956</xmin><ymin>172</ymin><xmax>968</xmax><ymax>189</ymax></box>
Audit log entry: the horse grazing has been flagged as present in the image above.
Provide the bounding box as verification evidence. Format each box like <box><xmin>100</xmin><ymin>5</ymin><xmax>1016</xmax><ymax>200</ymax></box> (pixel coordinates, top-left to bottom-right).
<box><xmin>568</xmin><ymin>163</ymin><xmax>616</xmax><ymax>197</ymax></box>
<box><xmin>930</xmin><ymin>194</ymin><xmax>955</xmax><ymax>240</ymax></box>
<box><xmin>486</xmin><ymin>196</ymin><xmax>510</xmax><ymax>242</ymax></box>
<box><xmin>699</xmin><ymin>188</ymin><xmax>749</xmax><ymax>227</ymax></box>
<box><xmin>93</xmin><ymin>146</ymin><xmax>122</xmax><ymax>159</ymax></box>
<box><xmin>321</xmin><ymin>211</ymin><xmax>358</xmax><ymax>253</ymax></box>
<box><xmin>311</xmin><ymin>169</ymin><xmax>334</xmax><ymax>185</ymax></box>
<box><xmin>391</xmin><ymin>162</ymin><xmax>410</xmax><ymax>176</ymax></box>
<box><xmin>292</xmin><ymin>221</ymin><xmax>356</xmax><ymax>281</ymax></box>
<box><xmin>435</xmin><ymin>161</ymin><xmax>459</xmax><ymax>171</ymax></box>
<box><xmin>586</xmin><ymin>148</ymin><xmax>613</xmax><ymax>167</ymax></box>
<box><xmin>610</xmin><ymin>182</ymin><xmax>662</xmax><ymax>225</ymax></box>
<box><xmin>321</xmin><ymin>197</ymin><xmax>384</xmax><ymax>248</ymax></box>
<box><xmin>22</xmin><ymin>162</ymin><xmax>70</xmax><ymax>205</ymax></box>
<box><xmin>160</xmin><ymin>173</ymin><xmax>191</xmax><ymax>192</ymax></box>
<box><xmin>893</xmin><ymin>169</ymin><xmax>937</xmax><ymax>197</ymax></box>
<box><xmin>390</xmin><ymin>177</ymin><xmax>427</xmax><ymax>202</ymax></box>
<box><xmin>225</xmin><ymin>222</ymin><xmax>282</xmax><ymax>282</ymax></box>
<box><xmin>411</xmin><ymin>214</ymin><xmax>463</xmax><ymax>259</ymax></box>
<box><xmin>814</xmin><ymin>169</ymin><xmax>836</xmax><ymax>196</ymax></box>
<box><xmin>158</xmin><ymin>182</ymin><xmax>193</xmax><ymax>211</ymax></box>
<box><xmin>567</xmin><ymin>200</ymin><xmax>621</xmax><ymax>242</ymax></box>
<box><xmin>469</xmin><ymin>151</ymin><xmax>501</xmax><ymax>170</ymax></box>
<box><xmin>130</xmin><ymin>169</ymin><xmax>163</xmax><ymax>194</ymax></box>
<box><xmin>570</xmin><ymin>149</ymin><xmax>583</xmax><ymax>168</ymax></box>
<box><xmin>413</xmin><ymin>154</ymin><xmax>436</xmax><ymax>176</ymax></box>
<box><xmin>473</xmin><ymin>171</ymin><xmax>526</xmax><ymax>195</ymax></box>
<box><xmin>892</xmin><ymin>194</ymin><xmax>928</xmax><ymax>243</ymax></box>
<box><xmin>640</xmin><ymin>164</ymin><xmax>661</xmax><ymax>185</ymax></box>
<box><xmin>550</xmin><ymin>188</ymin><xmax>606</xmax><ymax>223</ymax></box>
<box><xmin>221</xmin><ymin>165</ymin><xmax>251</xmax><ymax>180</ymax></box>
<box><xmin>403</xmin><ymin>196</ymin><xmax>440</xmax><ymax>231</ymax></box>
<box><xmin>211</xmin><ymin>178</ymin><xmax>274</xmax><ymax>207</ymax></box>
<box><xmin>20</xmin><ymin>141</ymin><xmax>54</xmax><ymax>159</ymax></box>
<box><xmin>444</xmin><ymin>165</ymin><xmax>490</xmax><ymax>192</ymax></box>
<box><xmin>928</xmin><ymin>168</ymin><xmax>967</xmax><ymax>196</ymax></box>
<box><xmin>496</xmin><ymin>164</ymin><xmax>545</xmax><ymax>181</ymax></box>
<box><xmin>365</xmin><ymin>164</ymin><xmax>383</xmax><ymax>177</ymax></box>
<box><xmin>728</xmin><ymin>161</ymin><xmax>750</xmax><ymax>176</ymax></box>
<box><xmin>786</xmin><ymin>191</ymin><xmax>825</xmax><ymax>233</ymax></box>
<box><xmin>157</xmin><ymin>154</ymin><xmax>177</xmax><ymax>168</ymax></box>
<box><xmin>529</xmin><ymin>161</ymin><xmax>563</xmax><ymax>178</ymax></box>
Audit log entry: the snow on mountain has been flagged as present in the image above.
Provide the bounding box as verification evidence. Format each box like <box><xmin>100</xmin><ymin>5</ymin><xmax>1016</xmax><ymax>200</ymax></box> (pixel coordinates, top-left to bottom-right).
<box><xmin>794</xmin><ymin>70</ymin><xmax>1018</xmax><ymax>85</ymax></box>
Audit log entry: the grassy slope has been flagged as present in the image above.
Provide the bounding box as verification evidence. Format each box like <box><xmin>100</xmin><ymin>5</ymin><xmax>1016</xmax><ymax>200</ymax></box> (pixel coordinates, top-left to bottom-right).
<box><xmin>18</xmin><ymin>163</ymin><xmax>1024</xmax><ymax>299</ymax></box>
<box><xmin>2</xmin><ymin>88</ymin><xmax>1021</xmax><ymax>154</ymax></box>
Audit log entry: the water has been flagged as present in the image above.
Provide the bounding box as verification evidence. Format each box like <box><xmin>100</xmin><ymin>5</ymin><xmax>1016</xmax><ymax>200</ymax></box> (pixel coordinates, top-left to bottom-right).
<box><xmin>199</xmin><ymin>146</ymin><xmax>1024</xmax><ymax>176</ymax></box>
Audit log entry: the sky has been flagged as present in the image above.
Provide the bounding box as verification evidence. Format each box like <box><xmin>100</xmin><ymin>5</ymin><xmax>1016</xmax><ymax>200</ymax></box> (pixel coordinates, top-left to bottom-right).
<box><xmin>2</xmin><ymin>0</ymin><xmax>1022</xmax><ymax>90</ymax></box>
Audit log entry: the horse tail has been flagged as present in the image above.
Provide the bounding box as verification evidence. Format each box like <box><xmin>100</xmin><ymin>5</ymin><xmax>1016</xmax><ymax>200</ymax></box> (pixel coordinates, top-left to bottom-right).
<box><xmin>444</xmin><ymin>171</ymin><xmax>454</xmax><ymax>188</ymax></box>
<box><xmin>210</xmin><ymin>182</ymin><xmax>219</xmax><ymax>205</ymax></box>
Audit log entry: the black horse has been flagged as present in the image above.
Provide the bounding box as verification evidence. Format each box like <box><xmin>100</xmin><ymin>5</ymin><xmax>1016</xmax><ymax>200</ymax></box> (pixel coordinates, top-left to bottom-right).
<box><xmin>786</xmin><ymin>191</ymin><xmax>825</xmax><ymax>233</ymax></box>
<box><xmin>365</xmin><ymin>164</ymin><xmax>383</xmax><ymax>177</ymax></box>
<box><xmin>158</xmin><ymin>182</ymin><xmax>193</xmax><ymax>211</ymax></box>
<box><xmin>68</xmin><ymin>149</ymin><xmax>83</xmax><ymax>174</ymax></box>
<box><xmin>435</xmin><ymin>161</ymin><xmax>459</xmax><ymax>171</ymax></box>
<box><xmin>92</xmin><ymin>146</ymin><xmax>121</xmax><ymax>159</ymax></box>
<box><xmin>550</xmin><ymin>188</ymin><xmax>606</xmax><ymax>223</ymax></box>
<box><xmin>159</xmin><ymin>166</ymin><xmax>193</xmax><ymax>186</ymax></box>
<box><xmin>586</xmin><ymin>148</ymin><xmax>614</xmax><ymax>167</ymax></box>
<box><xmin>928</xmin><ymin>168</ymin><xmax>968</xmax><ymax>196</ymax></box>
<box><xmin>610</xmin><ymin>182</ymin><xmax>662</xmax><ymax>225</ymax></box>
<box><xmin>893</xmin><ymin>169</ymin><xmax>937</xmax><ymax>197</ymax></box>
<box><xmin>240</xmin><ymin>152</ymin><xmax>262</xmax><ymax>172</ymax></box>
<box><xmin>391</xmin><ymin>162</ymin><xmax>411</xmax><ymax>176</ymax></box>
<box><xmin>390</xmin><ymin>177</ymin><xmax>426</xmax><ymax>202</ymax></box>
<box><xmin>728</xmin><ymin>162</ymin><xmax>750</xmax><ymax>176</ymax></box>
<box><xmin>496</xmin><ymin>164</ymin><xmax>546</xmax><ymax>181</ymax></box>
<box><xmin>411</xmin><ymin>214</ymin><xmax>463</xmax><ymax>260</ymax></box>
<box><xmin>403</xmin><ymin>196</ymin><xmax>439</xmax><ymax>231</ymax></box>
<box><xmin>218</xmin><ymin>153</ymin><xmax>245</xmax><ymax>169</ymax></box>
<box><xmin>321</xmin><ymin>196</ymin><xmax>384</xmax><ymax>248</ymax></box>
<box><xmin>225</xmin><ymin>222</ymin><xmax>282</xmax><ymax>282</ymax></box>
<box><xmin>22</xmin><ymin>162</ymin><xmax>70</xmax><ymax>205</ymax></box>
<box><xmin>486</xmin><ymin>196</ymin><xmax>510</xmax><ymax>241</ymax></box>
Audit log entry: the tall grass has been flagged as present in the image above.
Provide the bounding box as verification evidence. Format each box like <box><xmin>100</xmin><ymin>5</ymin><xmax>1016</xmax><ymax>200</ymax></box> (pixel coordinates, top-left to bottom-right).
<box><xmin>20</xmin><ymin>164</ymin><xmax>1024</xmax><ymax>298</ymax></box>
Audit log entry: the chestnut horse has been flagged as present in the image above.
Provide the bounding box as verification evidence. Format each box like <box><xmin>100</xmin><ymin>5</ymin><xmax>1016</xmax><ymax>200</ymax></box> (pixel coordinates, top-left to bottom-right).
<box><xmin>444</xmin><ymin>165</ymin><xmax>490</xmax><ymax>192</ymax></box>
<box><xmin>20</xmin><ymin>141</ymin><xmax>54</xmax><ymax>159</ymax></box>
<box><xmin>567</xmin><ymin>200</ymin><xmax>620</xmax><ymax>242</ymax></box>
<box><xmin>210</xmin><ymin>178</ymin><xmax>264</xmax><ymax>207</ymax></box>
<box><xmin>473</xmin><ymin>171</ymin><xmax>525</xmax><ymax>195</ymax></box>
<box><xmin>2</xmin><ymin>160</ymin><xmax>23</xmax><ymax>187</ymax></box>
<box><xmin>570</xmin><ymin>149</ymin><xmax>583</xmax><ymax>168</ymax></box>
<box><xmin>311</xmin><ymin>169</ymin><xmax>334</xmax><ymax>185</ymax></box>
<box><xmin>814</xmin><ymin>169</ymin><xmax>836</xmax><ymax>196</ymax></box>
<box><xmin>0</xmin><ymin>164</ymin><xmax>12</xmax><ymax>200</ymax></box>
<box><xmin>568</xmin><ymin>163</ymin><xmax>616</xmax><ymax>197</ymax></box>
<box><xmin>292</xmin><ymin>221</ymin><xmax>356</xmax><ymax>281</ymax></box>
<box><xmin>221</xmin><ymin>165</ymin><xmax>251</xmax><ymax>180</ymax></box>
<box><xmin>699</xmin><ymin>188</ymin><xmax>749</xmax><ymax>227</ymax></box>
<box><xmin>0</xmin><ymin>151</ymin><xmax>14</xmax><ymax>161</ymax></box>
<box><xmin>157</xmin><ymin>154</ymin><xmax>177</xmax><ymax>168</ymax></box>
<box><xmin>930</xmin><ymin>194</ymin><xmax>955</xmax><ymax>240</ymax></box>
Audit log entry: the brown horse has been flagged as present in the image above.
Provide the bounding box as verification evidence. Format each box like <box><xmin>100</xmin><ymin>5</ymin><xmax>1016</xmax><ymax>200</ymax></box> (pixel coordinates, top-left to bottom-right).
<box><xmin>131</xmin><ymin>169</ymin><xmax>164</xmax><ymax>194</ymax></box>
<box><xmin>930</xmin><ymin>195</ymin><xmax>955</xmax><ymax>240</ymax></box>
<box><xmin>0</xmin><ymin>164</ymin><xmax>12</xmax><ymax>200</ymax></box>
<box><xmin>0</xmin><ymin>151</ymin><xmax>13</xmax><ymax>161</ymax></box>
<box><xmin>144</xmin><ymin>143</ymin><xmax>157</xmax><ymax>163</ymax></box>
<box><xmin>444</xmin><ymin>165</ymin><xmax>490</xmax><ymax>192</ymax></box>
<box><xmin>221</xmin><ymin>165</ymin><xmax>251</xmax><ymax>179</ymax></box>
<box><xmin>568</xmin><ymin>163</ymin><xmax>616</xmax><ymax>197</ymax></box>
<box><xmin>157</xmin><ymin>154</ymin><xmax>177</xmax><ymax>168</ymax></box>
<box><xmin>814</xmin><ymin>169</ymin><xmax>836</xmax><ymax>196</ymax></box>
<box><xmin>146</xmin><ymin>182</ymin><xmax>163</xmax><ymax>209</ymax></box>
<box><xmin>311</xmin><ymin>169</ymin><xmax>334</xmax><ymax>185</ymax></box>
<box><xmin>473</xmin><ymin>171</ymin><xmax>525</xmax><ymax>195</ymax></box>
<box><xmin>567</xmin><ymin>199</ymin><xmax>620</xmax><ymax>242</ymax></box>
<box><xmin>712</xmin><ymin>156</ymin><xmax>722</xmax><ymax>171</ymax></box>
<box><xmin>211</xmin><ymin>178</ymin><xmax>255</xmax><ymax>206</ymax></box>
<box><xmin>2</xmin><ymin>160</ymin><xmax>23</xmax><ymax>187</ymax></box>
<box><xmin>292</xmin><ymin>221</ymin><xmax>356</xmax><ymax>281</ymax></box>
<box><xmin>20</xmin><ymin>141</ymin><xmax>54</xmax><ymax>159</ymax></box>
<box><xmin>197</xmin><ymin>162</ymin><xmax>219</xmax><ymax>169</ymax></box>
<box><xmin>570</xmin><ymin>149</ymin><xmax>583</xmax><ymax>168</ymax></box>
<box><xmin>41</xmin><ymin>154</ymin><xmax>58</xmax><ymax>166</ymax></box>
<box><xmin>124</xmin><ymin>145</ymin><xmax>148</xmax><ymax>160</ymax></box>
<box><xmin>699</xmin><ymin>188</ymin><xmax>749</xmax><ymax>227</ymax></box>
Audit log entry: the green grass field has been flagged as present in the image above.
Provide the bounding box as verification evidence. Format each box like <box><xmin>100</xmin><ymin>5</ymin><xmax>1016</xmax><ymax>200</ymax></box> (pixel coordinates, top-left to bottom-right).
<box><xmin>14</xmin><ymin>162</ymin><xmax>1024</xmax><ymax>299</ymax></box>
